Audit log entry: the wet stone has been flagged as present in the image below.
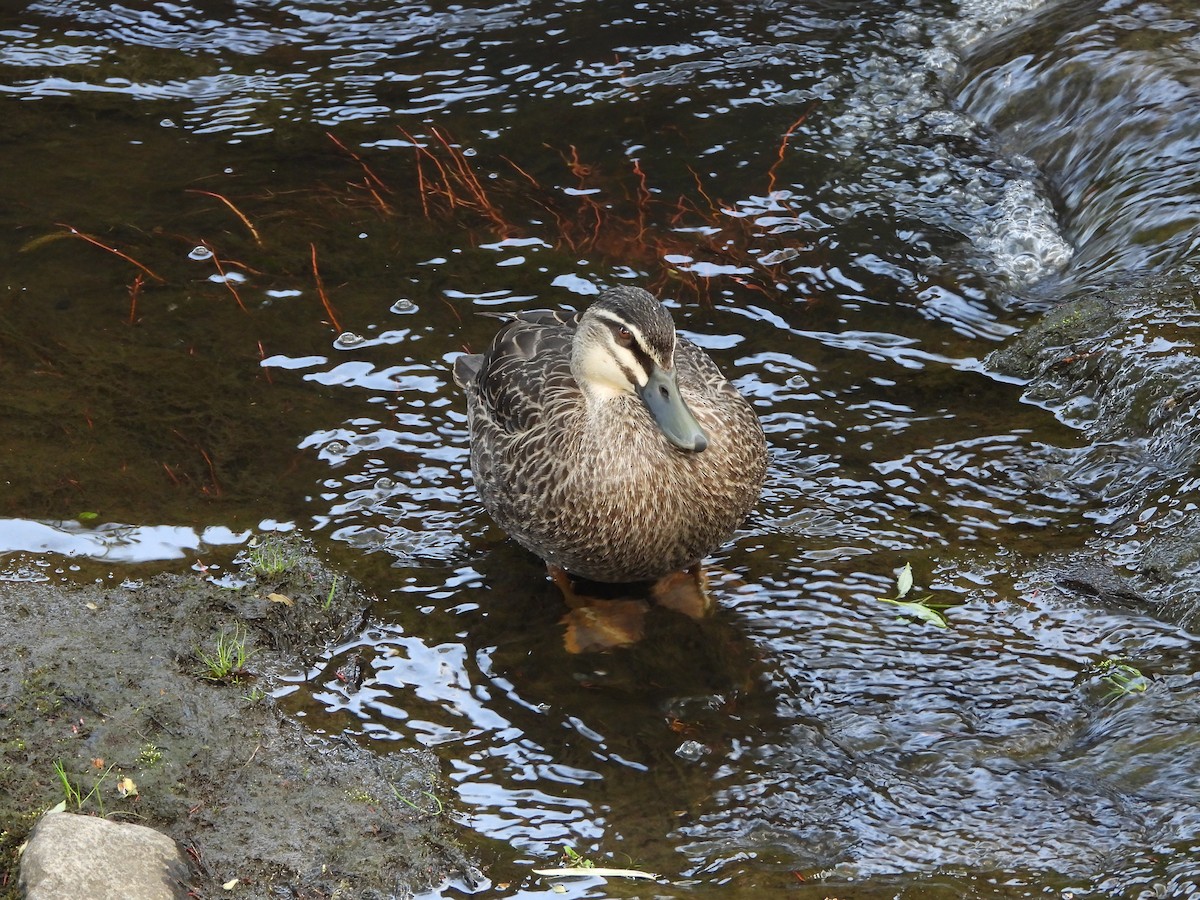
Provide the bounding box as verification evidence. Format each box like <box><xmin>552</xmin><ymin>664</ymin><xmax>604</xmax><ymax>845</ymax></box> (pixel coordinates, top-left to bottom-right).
<box><xmin>19</xmin><ymin>812</ymin><xmax>189</xmax><ymax>900</ymax></box>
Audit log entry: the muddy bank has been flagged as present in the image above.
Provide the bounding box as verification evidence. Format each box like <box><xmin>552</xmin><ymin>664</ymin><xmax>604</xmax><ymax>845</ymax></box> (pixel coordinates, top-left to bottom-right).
<box><xmin>987</xmin><ymin>267</ymin><xmax>1200</xmax><ymax>623</ymax></box>
<box><xmin>0</xmin><ymin>537</ymin><xmax>473</xmax><ymax>899</ymax></box>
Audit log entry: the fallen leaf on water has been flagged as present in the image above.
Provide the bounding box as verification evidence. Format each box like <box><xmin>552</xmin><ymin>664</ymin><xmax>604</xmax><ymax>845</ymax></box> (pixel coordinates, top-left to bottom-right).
<box><xmin>877</xmin><ymin>597</ymin><xmax>948</xmax><ymax>628</ymax></box>
<box><xmin>267</xmin><ymin>592</ymin><xmax>294</xmax><ymax>606</ymax></box>
<box><xmin>85</xmin><ymin>602</ymin><xmax>99</xmax><ymax>610</ymax></box>
<box><xmin>533</xmin><ymin>867</ymin><xmax>660</xmax><ymax>880</ymax></box>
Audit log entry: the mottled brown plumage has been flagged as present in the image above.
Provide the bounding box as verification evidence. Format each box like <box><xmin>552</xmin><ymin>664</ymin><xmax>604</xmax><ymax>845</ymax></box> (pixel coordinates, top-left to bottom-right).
<box><xmin>454</xmin><ymin>286</ymin><xmax>767</xmax><ymax>583</ymax></box>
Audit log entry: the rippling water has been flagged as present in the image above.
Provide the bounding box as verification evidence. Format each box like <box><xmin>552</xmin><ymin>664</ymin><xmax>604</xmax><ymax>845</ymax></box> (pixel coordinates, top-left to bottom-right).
<box><xmin>4</xmin><ymin>0</ymin><xmax>1200</xmax><ymax>896</ymax></box>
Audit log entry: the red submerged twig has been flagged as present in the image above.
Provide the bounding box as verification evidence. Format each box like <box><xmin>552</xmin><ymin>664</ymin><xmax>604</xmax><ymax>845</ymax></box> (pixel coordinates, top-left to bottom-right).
<box><xmin>430</xmin><ymin>126</ymin><xmax>508</xmax><ymax>232</ymax></box>
<box><xmin>186</xmin><ymin>189</ymin><xmax>262</xmax><ymax>245</ymax></box>
<box><xmin>685</xmin><ymin>167</ymin><xmax>720</xmax><ymax>218</ymax></box>
<box><xmin>438</xmin><ymin>295</ymin><xmax>463</xmax><ymax>325</ymax></box>
<box><xmin>327</xmin><ymin>131</ymin><xmax>394</xmax><ymax>215</ymax></box>
<box><xmin>198</xmin><ymin>446</ymin><xmax>221</xmax><ymax>497</ymax></box>
<box><xmin>257</xmin><ymin>340</ymin><xmax>272</xmax><ymax>385</ymax></box>
<box><xmin>766</xmin><ymin>104</ymin><xmax>816</xmax><ymax>196</ymax></box>
<box><xmin>57</xmin><ymin>223</ymin><xmax>166</xmax><ymax>283</ymax></box>
<box><xmin>127</xmin><ymin>274</ymin><xmax>144</xmax><ymax>325</ymax></box>
<box><xmin>309</xmin><ymin>243</ymin><xmax>343</xmax><ymax>333</ymax></box>
<box><xmin>202</xmin><ymin>240</ymin><xmax>247</xmax><ymax>312</ymax></box>
<box><xmin>413</xmin><ymin>149</ymin><xmax>431</xmax><ymax>218</ymax></box>
<box><xmin>501</xmin><ymin>155</ymin><xmax>541</xmax><ymax>188</ymax></box>
<box><xmin>631</xmin><ymin>158</ymin><xmax>652</xmax><ymax>244</ymax></box>
<box><xmin>400</xmin><ymin>126</ymin><xmax>461</xmax><ymax>210</ymax></box>
<box><xmin>563</xmin><ymin>144</ymin><xmax>592</xmax><ymax>181</ymax></box>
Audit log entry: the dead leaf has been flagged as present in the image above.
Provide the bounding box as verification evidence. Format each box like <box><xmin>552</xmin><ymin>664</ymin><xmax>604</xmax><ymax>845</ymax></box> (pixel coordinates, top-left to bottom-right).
<box><xmin>533</xmin><ymin>866</ymin><xmax>660</xmax><ymax>880</ymax></box>
<box><xmin>267</xmin><ymin>592</ymin><xmax>294</xmax><ymax>606</ymax></box>
<box><xmin>116</xmin><ymin>776</ymin><xmax>138</xmax><ymax>798</ymax></box>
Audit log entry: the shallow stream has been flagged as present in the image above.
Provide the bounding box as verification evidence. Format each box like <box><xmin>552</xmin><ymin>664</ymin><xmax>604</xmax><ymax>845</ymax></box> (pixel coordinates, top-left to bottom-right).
<box><xmin>4</xmin><ymin>0</ymin><xmax>1200</xmax><ymax>896</ymax></box>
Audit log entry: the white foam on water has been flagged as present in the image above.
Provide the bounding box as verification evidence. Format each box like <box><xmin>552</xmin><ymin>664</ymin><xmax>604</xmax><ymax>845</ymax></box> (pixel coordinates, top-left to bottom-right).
<box><xmin>827</xmin><ymin>0</ymin><xmax>1073</xmax><ymax>288</ymax></box>
<box><xmin>972</xmin><ymin>177</ymin><xmax>1074</xmax><ymax>284</ymax></box>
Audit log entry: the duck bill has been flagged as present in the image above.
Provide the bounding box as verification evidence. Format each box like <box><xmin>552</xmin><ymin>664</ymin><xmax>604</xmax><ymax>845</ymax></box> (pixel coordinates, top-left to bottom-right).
<box><xmin>638</xmin><ymin>366</ymin><xmax>709</xmax><ymax>452</ymax></box>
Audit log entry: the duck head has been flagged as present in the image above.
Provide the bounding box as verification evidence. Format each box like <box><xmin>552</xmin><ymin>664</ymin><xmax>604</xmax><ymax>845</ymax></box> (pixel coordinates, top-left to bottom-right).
<box><xmin>571</xmin><ymin>287</ymin><xmax>709</xmax><ymax>453</ymax></box>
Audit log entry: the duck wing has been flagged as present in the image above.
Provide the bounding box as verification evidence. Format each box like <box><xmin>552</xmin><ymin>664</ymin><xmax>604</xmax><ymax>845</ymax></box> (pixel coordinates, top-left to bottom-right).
<box><xmin>468</xmin><ymin>309</ymin><xmax>581</xmax><ymax>434</ymax></box>
<box><xmin>452</xmin><ymin>309</ymin><xmax>577</xmax><ymax>390</ymax></box>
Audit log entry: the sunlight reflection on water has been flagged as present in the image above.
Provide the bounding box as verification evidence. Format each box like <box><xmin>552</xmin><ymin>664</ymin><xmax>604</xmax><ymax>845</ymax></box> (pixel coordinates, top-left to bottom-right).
<box><xmin>5</xmin><ymin>0</ymin><xmax>1200</xmax><ymax>895</ymax></box>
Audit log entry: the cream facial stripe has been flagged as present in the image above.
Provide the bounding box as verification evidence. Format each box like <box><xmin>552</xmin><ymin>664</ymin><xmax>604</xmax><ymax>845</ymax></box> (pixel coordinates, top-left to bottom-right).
<box><xmin>590</xmin><ymin>310</ymin><xmax>669</xmax><ymax>377</ymax></box>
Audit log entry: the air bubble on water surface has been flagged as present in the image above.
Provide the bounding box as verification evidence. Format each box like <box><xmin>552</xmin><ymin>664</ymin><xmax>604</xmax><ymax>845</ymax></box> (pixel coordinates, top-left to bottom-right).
<box><xmin>675</xmin><ymin>740</ymin><xmax>708</xmax><ymax>762</ymax></box>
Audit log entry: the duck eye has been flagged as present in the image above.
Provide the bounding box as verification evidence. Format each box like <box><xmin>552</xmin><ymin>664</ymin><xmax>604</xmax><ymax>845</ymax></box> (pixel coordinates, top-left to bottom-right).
<box><xmin>615</xmin><ymin>326</ymin><xmax>633</xmax><ymax>346</ymax></box>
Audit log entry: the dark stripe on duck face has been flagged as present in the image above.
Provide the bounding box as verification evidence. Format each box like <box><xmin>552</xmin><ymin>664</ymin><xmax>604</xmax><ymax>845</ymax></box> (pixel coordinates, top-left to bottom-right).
<box><xmin>590</xmin><ymin>310</ymin><xmax>670</xmax><ymax>384</ymax></box>
<box><xmin>626</xmin><ymin>340</ymin><xmax>660</xmax><ymax>384</ymax></box>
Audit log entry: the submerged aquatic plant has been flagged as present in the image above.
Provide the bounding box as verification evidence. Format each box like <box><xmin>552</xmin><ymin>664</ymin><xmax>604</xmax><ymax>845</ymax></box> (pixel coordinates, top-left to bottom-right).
<box><xmin>1093</xmin><ymin>657</ymin><xmax>1150</xmax><ymax>704</ymax></box>
<box><xmin>386</xmin><ymin>117</ymin><xmax>820</xmax><ymax>306</ymax></box>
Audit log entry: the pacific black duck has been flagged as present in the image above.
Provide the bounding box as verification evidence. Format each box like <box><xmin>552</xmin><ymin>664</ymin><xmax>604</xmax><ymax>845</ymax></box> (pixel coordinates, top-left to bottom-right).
<box><xmin>454</xmin><ymin>285</ymin><xmax>767</xmax><ymax>584</ymax></box>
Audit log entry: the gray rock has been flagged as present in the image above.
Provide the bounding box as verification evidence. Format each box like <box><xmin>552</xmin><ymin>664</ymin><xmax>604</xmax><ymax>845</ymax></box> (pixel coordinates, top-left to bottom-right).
<box><xmin>987</xmin><ymin>271</ymin><xmax>1200</xmax><ymax>624</ymax></box>
<box><xmin>19</xmin><ymin>812</ymin><xmax>189</xmax><ymax>900</ymax></box>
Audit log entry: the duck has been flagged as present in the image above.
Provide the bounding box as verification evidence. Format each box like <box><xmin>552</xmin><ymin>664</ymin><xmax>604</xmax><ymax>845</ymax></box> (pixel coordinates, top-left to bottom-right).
<box><xmin>453</xmin><ymin>285</ymin><xmax>767</xmax><ymax>584</ymax></box>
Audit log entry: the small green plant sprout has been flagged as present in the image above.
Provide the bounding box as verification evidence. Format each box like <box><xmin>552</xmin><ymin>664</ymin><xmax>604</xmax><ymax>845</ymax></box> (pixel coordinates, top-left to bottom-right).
<box><xmin>241</xmin><ymin>684</ymin><xmax>268</xmax><ymax>705</ymax></box>
<box><xmin>1092</xmin><ymin>657</ymin><xmax>1150</xmax><ymax>704</ymax></box>
<box><xmin>561</xmin><ymin>846</ymin><xmax>594</xmax><ymax>869</ymax></box>
<box><xmin>390</xmin><ymin>782</ymin><xmax>444</xmax><ymax>817</ymax></box>
<box><xmin>875</xmin><ymin>563</ymin><xmax>953</xmax><ymax>628</ymax></box>
<box><xmin>52</xmin><ymin>760</ymin><xmax>80</xmax><ymax>809</ymax></box>
<box><xmin>53</xmin><ymin>759</ymin><xmax>117</xmax><ymax>816</ymax></box>
<box><xmin>137</xmin><ymin>743</ymin><xmax>163</xmax><ymax>767</ymax></box>
<box><xmin>243</xmin><ymin>535</ymin><xmax>296</xmax><ymax>577</ymax></box>
<box><xmin>324</xmin><ymin>575</ymin><xmax>339</xmax><ymax>611</ymax></box>
<box><xmin>197</xmin><ymin>623</ymin><xmax>256</xmax><ymax>682</ymax></box>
